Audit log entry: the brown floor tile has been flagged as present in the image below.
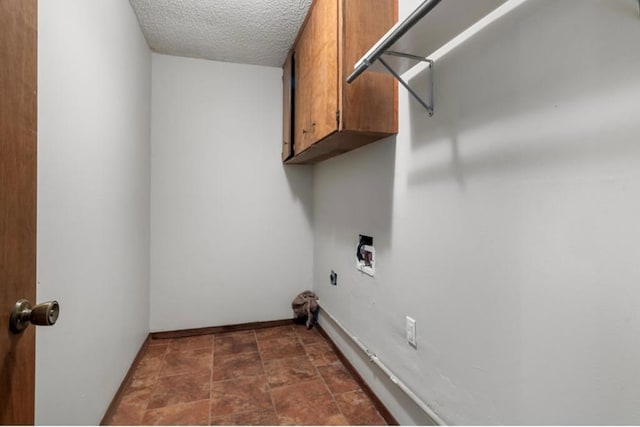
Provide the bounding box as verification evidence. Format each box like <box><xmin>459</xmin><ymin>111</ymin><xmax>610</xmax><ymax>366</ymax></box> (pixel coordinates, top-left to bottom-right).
<box><xmin>108</xmin><ymin>377</ymin><xmax>156</xmax><ymax>427</ymax></box>
<box><xmin>214</xmin><ymin>331</ymin><xmax>258</xmax><ymax>355</ymax></box>
<box><xmin>159</xmin><ymin>347</ymin><xmax>213</xmax><ymax>377</ymax></box>
<box><xmin>119</xmin><ymin>375</ymin><xmax>156</xmax><ymax>406</ymax></box>
<box><xmin>279</xmin><ymin>411</ymin><xmax>349</xmax><ymax>426</ymax></box>
<box><xmin>210</xmin><ymin>375</ymin><xmax>272</xmax><ymax>417</ymax></box>
<box><xmin>149</xmin><ymin>338</ymin><xmax>171</xmax><ymax>346</ymax></box>
<box><xmin>212</xmin><ymin>351</ymin><xmax>263</xmax><ymax>381</ymax></box>
<box><xmin>142</xmin><ymin>399</ymin><xmax>210</xmax><ymax>425</ymax></box>
<box><xmin>109</xmin><ymin>325</ymin><xmax>388</xmax><ymax>426</ymax></box>
<box><xmin>128</xmin><ymin>373</ymin><xmax>158</xmax><ymax>392</ymax></box>
<box><xmin>168</xmin><ymin>334</ymin><xmax>214</xmax><ymax>352</ymax></box>
<box><xmin>109</xmin><ymin>402</ymin><xmax>147</xmax><ymax>426</ymax></box>
<box><xmin>258</xmin><ymin>336</ymin><xmax>306</xmax><ymax>361</ymax></box>
<box><xmin>305</xmin><ymin>342</ymin><xmax>339</xmax><ymax>366</ymax></box>
<box><xmin>271</xmin><ymin>379</ymin><xmax>346</xmax><ymax>425</ymax></box>
<box><xmin>317</xmin><ymin>363</ymin><xmax>359</xmax><ymax>394</ymax></box>
<box><xmin>148</xmin><ymin>372</ymin><xmax>211</xmax><ymax>409</ymax></box>
<box><xmin>145</xmin><ymin>343</ymin><xmax>169</xmax><ymax>358</ymax></box>
<box><xmin>294</xmin><ymin>325</ymin><xmax>327</xmax><ymax>346</ymax></box>
<box><xmin>134</xmin><ymin>354</ymin><xmax>164</xmax><ymax>379</ymax></box>
<box><xmin>264</xmin><ymin>356</ymin><xmax>318</xmax><ymax>389</ymax></box>
<box><xmin>254</xmin><ymin>325</ymin><xmax>296</xmax><ymax>341</ymax></box>
<box><xmin>210</xmin><ymin>409</ymin><xmax>279</xmax><ymax>426</ymax></box>
<box><xmin>270</xmin><ymin>378</ymin><xmax>334</xmax><ymax>407</ymax></box>
<box><xmin>334</xmin><ymin>390</ymin><xmax>386</xmax><ymax>425</ymax></box>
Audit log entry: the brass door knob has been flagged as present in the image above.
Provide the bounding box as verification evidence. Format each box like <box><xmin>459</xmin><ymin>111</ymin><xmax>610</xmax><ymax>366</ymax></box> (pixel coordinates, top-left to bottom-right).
<box><xmin>10</xmin><ymin>299</ymin><xmax>60</xmax><ymax>334</ymax></box>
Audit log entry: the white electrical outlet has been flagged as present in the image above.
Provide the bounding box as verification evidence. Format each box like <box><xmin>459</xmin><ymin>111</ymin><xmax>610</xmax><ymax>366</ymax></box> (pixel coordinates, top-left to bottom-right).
<box><xmin>406</xmin><ymin>316</ymin><xmax>417</xmax><ymax>347</ymax></box>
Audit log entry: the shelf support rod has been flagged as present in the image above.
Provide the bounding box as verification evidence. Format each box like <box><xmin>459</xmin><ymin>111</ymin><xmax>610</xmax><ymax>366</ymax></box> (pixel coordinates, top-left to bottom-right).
<box><xmin>378</xmin><ymin>56</ymin><xmax>434</xmax><ymax>116</ymax></box>
<box><xmin>346</xmin><ymin>0</ymin><xmax>443</xmax><ymax>83</ymax></box>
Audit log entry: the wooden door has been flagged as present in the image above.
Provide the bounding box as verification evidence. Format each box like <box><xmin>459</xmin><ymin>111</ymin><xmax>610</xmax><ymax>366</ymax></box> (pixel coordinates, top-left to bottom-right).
<box><xmin>0</xmin><ymin>0</ymin><xmax>38</xmax><ymax>424</ymax></box>
<box><xmin>341</xmin><ymin>0</ymin><xmax>397</xmax><ymax>134</ymax></box>
<box><xmin>293</xmin><ymin>0</ymin><xmax>339</xmax><ymax>155</ymax></box>
<box><xmin>293</xmin><ymin>11</ymin><xmax>313</xmax><ymax>155</ymax></box>
<box><xmin>308</xmin><ymin>0</ymin><xmax>338</xmax><ymax>145</ymax></box>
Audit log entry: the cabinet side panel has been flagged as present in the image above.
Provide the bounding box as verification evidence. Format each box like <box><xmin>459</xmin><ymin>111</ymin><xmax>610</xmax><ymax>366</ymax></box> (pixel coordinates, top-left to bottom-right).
<box><xmin>342</xmin><ymin>0</ymin><xmax>398</xmax><ymax>134</ymax></box>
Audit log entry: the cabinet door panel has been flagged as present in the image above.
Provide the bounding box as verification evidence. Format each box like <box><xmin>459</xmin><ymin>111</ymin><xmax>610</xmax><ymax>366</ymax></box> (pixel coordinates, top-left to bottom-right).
<box><xmin>342</xmin><ymin>0</ymin><xmax>397</xmax><ymax>134</ymax></box>
<box><xmin>308</xmin><ymin>0</ymin><xmax>339</xmax><ymax>145</ymax></box>
<box><xmin>294</xmin><ymin>16</ymin><xmax>313</xmax><ymax>155</ymax></box>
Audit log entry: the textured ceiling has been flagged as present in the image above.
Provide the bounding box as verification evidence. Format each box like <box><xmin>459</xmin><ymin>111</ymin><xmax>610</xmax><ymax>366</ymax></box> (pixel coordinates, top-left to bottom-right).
<box><xmin>129</xmin><ymin>0</ymin><xmax>313</xmax><ymax>67</ymax></box>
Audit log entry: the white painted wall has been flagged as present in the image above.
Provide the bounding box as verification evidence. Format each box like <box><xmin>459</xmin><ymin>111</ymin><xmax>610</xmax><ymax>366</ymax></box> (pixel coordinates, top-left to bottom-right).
<box><xmin>314</xmin><ymin>0</ymin><xmax>640</xmax><ymax>424</ymax></box>
<box><xmin>150</xmin><ymin>54</ymin><xmax>313</xmax><ymax>331</ymax></box>
<box><xmin>36</xmin><ymin>1</ymin><xmax>151</xmax><ymax>424</ymax></box>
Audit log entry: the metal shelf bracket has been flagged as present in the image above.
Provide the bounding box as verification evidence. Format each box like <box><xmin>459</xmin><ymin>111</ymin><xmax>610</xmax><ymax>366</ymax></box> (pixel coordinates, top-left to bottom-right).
<box><xmin>379</xmin><ymin>53</ymin><xmax>434</xmax><ymax>116</ymax></box>
<box><xmin>346</xmin><ymin>0</ymin><xmax>510</xmax><ymax>117</ymax></box>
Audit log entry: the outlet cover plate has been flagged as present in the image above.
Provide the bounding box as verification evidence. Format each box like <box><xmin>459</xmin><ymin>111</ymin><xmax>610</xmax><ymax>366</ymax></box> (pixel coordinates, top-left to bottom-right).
<box><xmin>406</xmin><ymin>316</ymin><xmax>417</xmax><ymax>347</ymax></box>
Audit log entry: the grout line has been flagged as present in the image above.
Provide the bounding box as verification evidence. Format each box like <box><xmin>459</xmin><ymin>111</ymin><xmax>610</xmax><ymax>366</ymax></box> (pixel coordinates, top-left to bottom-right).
<box><xmin>142</xmin><ymin>337</ymin><xmax>214</xmax><ymax>422</ymax></box>
<box><xmin>299</xmin><ymin>326</ymin><xmax>351</xmax><ymax>424</ymax></box>
<box><xmin>316</xmin><ymin>324</ymin><xmax>394</xmax><ymax>425</ymax></box>
<box><xmin>127</xmin><ymin>325</ymin><xmax>378</xmax><ymax>425</ymax></box>
<box><xmin>154</xmin><ymin>368</ymin><xmax>212</xmax><ymax>380</ymax></box>
<box><xmin>138</xmin><ymin>344</ymin><xmax>165</xmax><ymax>423</ymax></box>
<box><xmin>255</xmin><ymin>329</ymin><xmax>282</xmax><ymax>425</ymax></box>
<box><xmin>315</xmin><ymin>360</ymin><xmax>350</xmax><ymax>424</ymax></box>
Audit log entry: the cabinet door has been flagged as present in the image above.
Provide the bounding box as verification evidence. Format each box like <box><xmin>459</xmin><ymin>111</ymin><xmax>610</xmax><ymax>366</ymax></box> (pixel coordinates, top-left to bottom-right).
<box><xmin>308</xmin><ymin>0</ymin><xmax>339</xmax><ymax>146</ymax></box>
<box><xmin>294</xmin><ymin>14</ymin><xmax>313</xmax><ymax>155</ymax></box>
<box><xmin>342</xmin><ymin>0</ymin><xmax>397</xmax><ymax>134</ymax></box>
<box><xmin>282</xmin><ymin>52</ymin><xmax>293</xmax><ymax>161</ymax></box>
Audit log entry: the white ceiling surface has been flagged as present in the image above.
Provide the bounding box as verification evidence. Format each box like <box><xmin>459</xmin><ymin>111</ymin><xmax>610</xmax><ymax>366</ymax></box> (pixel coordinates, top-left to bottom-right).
<box><xmin>129</xmin><ymin>0</ymin><xmax>313</xmax><ymax>67</ymax></box>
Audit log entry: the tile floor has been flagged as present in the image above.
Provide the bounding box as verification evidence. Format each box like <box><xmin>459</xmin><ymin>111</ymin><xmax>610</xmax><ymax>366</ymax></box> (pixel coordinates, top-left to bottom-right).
<box><xmin>107</xmin><ymin>324</ymin><xmax>388</xmax><ymax>425</ymax></box>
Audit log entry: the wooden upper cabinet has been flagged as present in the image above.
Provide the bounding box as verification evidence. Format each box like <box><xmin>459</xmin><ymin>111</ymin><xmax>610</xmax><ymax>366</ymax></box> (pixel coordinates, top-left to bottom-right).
<box><xmin>283</xmin><ymin>0</ymin><xmax>398</xmax><ymax>164</ymax></box>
